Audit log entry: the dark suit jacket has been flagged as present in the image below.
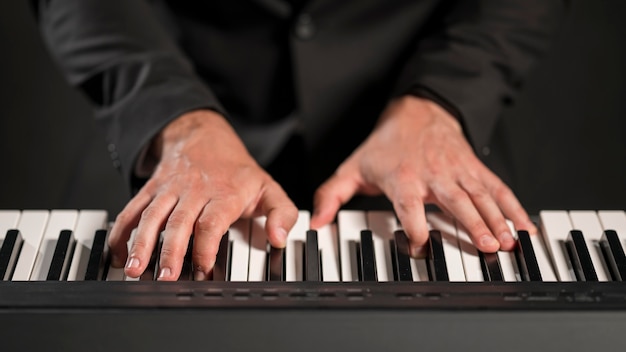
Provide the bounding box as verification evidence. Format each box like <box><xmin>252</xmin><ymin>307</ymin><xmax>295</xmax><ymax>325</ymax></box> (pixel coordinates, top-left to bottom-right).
<box><xmin>32</xmin><ymin>0</ymin><xmax>565</xmax><ymax>192</ymax></box>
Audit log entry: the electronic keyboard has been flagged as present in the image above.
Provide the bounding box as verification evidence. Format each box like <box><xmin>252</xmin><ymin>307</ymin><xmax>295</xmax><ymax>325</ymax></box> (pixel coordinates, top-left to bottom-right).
<box><xmin>1</xmin><ymin>209</ymin><xmax>625</xmax><ymax>351</ymax></box>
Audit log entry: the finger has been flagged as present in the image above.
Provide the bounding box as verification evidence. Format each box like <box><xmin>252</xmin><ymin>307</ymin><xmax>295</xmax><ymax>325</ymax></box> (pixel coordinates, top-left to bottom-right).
<box><xmin>125</xmin><ymin>193</ymin><xmax>178</xmax><ymax>278</ymax></box>
<box><xmin>310</xmin><ymin>171</ymin><xmax>360</xmax><ymax>229</ymax></box>
<box><xmin>460</xmin><ymin>177</ymin><xmax>515</xmax><ymax>251</ymax></box>
<box><xmin>434</xmin><ymin>181</ymin><xmax>500</xmax><ymax>253</ymax></box>
<box><xmin>156</xmin><ymin>195</ymin><xmax>206</xmax><ymax>281</ymax></box>
<box><xmin>108</xmin><ymin>191</ymin><xmax>152</xmax><ymax>267</ymax></box>
<box><xmin>387</xmin><ymin>182</ymin><xmax>429</xmax><ymax>258</ymax></box>
<box><xmin>260</xmin><ymin>182</ymin><xmax>299</xmax><ymax>248</ymax></box>
<box><xmin>192</xmin><ymin>198</ymin><xmax>242</xmax><ymax>281</ymax></box>
<box><xmin>487</xmin><ymin>178</ymin><xmax>537</xmax><ymax>235</ymax></box>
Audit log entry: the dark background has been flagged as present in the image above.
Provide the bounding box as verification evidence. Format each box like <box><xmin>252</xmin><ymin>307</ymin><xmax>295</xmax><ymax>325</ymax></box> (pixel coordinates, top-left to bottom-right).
<box><xmin>0</xmin><ymin>0</ymin><xmax>624</xmax><ymax>218</ymax></box>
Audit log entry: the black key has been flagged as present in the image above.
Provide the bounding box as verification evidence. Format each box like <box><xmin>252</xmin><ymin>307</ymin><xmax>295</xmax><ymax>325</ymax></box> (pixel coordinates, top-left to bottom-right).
<box><xmin>601</xmin><ymin>230</ymin><xmax>626</xmax><ymax>281</ymax></box>
<box><xmin>305</xmin><ymin>230</ymin><xmax>320</xmax><ymax>281</ymax></box>
<box><xmin>84</xmin><ymin>230</ymin><xmax>107</xmax><ymax>281</ymax></box>
<box><xmin>213</xmin><ymin>232</ymin><xmax>230</xmax><ymax>281</ymax></box>
<box><xmin>359</xmin><ymin>230</ymin><xmax>377</xmax><ymax>281</ymax></box>
<box><xmin>516</xmin><ymin>230</ymin><xmax>542</xmax><ymax>282</ymax></box>
<box><xmin>47</xmin><ymin>230</ymin><xmax>74</xmax><ymax>281</ymax></box>
<box><xmin>180</xmin><ymin>236</ymin><xmax>194</xmax><ymax>281</ymax></box>
<box><xmin>567</xmin><ymin>230</ymin><xmax>598</xmax><ymax>281</ymax></box>
<box><xmin>479</xmin><ymin>251</ymin><xmax>504</xmax><ymax>282</ymax></box>
<box><xmin>267</xmin><ymin>245</ymin><xmax>284</xmax><ymax>281</ymax></box>
<box><xmin>0</xmin><ymin>229</ymin><xmax>23</xmax><ymax>280</ymax></box>
<box><xmin>393</xmin><ymin>230</ymin><xmax>413</xmax><ymax>281</ymax></box>
<box><xmin>428</xmin><ymin>230</ymin><xmax>448</xmax><ymax>281</ymax></box>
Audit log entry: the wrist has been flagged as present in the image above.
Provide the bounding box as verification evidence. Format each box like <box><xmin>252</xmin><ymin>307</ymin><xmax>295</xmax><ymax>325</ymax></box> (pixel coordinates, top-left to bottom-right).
<box><xmin>386</xmin><ymin>95</ymin><xmax>463</xmax><ymax>133</ymax></box>
<box><xmin>151</xmin><ymin>109</ymin><xmax>227</xmax><ymax>159</ymax></box>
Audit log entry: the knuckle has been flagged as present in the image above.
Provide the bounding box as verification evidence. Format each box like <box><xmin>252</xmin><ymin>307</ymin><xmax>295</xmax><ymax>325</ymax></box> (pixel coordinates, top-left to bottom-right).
<box><xmin>195</xmin><ymin>215</ymin><xmax>226</xmax><ymax>236</ymax></box>
<box><xmin>467</xmin><ymin>220</ymin><xmax>489</xmax><ymax>236</ymax></box>
<box><xmin>130</xmin><ymin>238</ymin><xmax>151</xmax><ymax>255</ymax></box>
<box><xmin>466</xmin><ymin>185</ymin><xmax>489</xmax><ymax>201</ymax></box>
<box><xmin>115</xmin><ymin>211</ymin><xmax>133</xmax><ymax>225</ymax></box>
<box><xmin>192</xmin><ymin>251</ymin><xmax>216</xmax><ymax>269</ymax></box>
<box><xmin>440</xmin><ymin>187</ymin><xmax>465</xmax><ymax>205</ymax></box>
<box><xmin>210</xmin><ymin>181</ymin><xmax>239</xmax><ymax>197</ymax></box>
<box><xmin>493</xmin><ymin>183</ymin><xmax>513</xmax><ymax>201</ymax></box>
<box><xmin>167</xmin><ymin>211</ymin><xmax>193</xmax><ymax>230</ymax></box>
<box><xmin>391</xmin><ymin>162</ymin><xmax>417</xmax><ymax>183</ymax></box>
<box><xmin>140</xmin><ymin>206</ymin><xmax>161</xmax><ymax>222</ymax></box>
<box><xmin>159</xmin><ymin>244</ymin><xmax>183</xmax><ymax>263</ymax></box>
<box><xmin>496</xmin><ymin>223</ymin><xmax>512</xmax><ymax>235</ymax></box>
<box><xmin>284</xmin><ymin>204</ymin><xmax>299</xmax><ymax>219</ymax></box>
<box><xmin>394</xmin><ymin>194</ymin><xmax>421</xmax><ymax>212</ymax></box>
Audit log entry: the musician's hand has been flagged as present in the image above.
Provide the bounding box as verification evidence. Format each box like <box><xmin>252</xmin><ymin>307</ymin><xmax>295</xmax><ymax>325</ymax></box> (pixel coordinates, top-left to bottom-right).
<box><xmin>310</xmin><ymin>95</ymin><xmax>536</xmax><ymax>256</ymax></box>
<box><xmin>107</xmin><ymin>110</ymin><xmax>298</xmax><ymax>280</ymax></box>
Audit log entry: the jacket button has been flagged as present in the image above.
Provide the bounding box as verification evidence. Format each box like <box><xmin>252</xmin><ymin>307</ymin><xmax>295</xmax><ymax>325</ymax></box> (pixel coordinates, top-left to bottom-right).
<box><xmin>294</xmin><ymin>14</ymin><xmax>316</xmax><ymax>40</ymax></box>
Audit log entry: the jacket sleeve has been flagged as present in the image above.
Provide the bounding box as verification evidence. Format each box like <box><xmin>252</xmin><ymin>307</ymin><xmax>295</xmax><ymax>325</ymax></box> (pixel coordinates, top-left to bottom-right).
<box><xmin>394</xmin><ymin>0</ymin><xmax>567</xmax><ymax>151</ymax></box>
<box><xmin>32</xmin><ymin>0</ymin><xmax>227</xmax><ymax>191</ymax></box>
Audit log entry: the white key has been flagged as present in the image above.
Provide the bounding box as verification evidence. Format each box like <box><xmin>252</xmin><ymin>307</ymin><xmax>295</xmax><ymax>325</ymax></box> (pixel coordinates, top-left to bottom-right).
<box><xmin>456</xmin><ymin>224</ymin><xmax>483</xmax><ymax>282</ymax></box>
<box><xmin>569</xmin><ymin>211</ymin><xmax>609</xmax><ymax>281</ymax></box>
<box><xmin>337</xmin><ymin>210</ymin><xmax>368</xmax><ymax>281</ymax></box>
<box><xmin>367</xmin><ymin>211</ymin><xmax>397</xmax><ymax>281</ymax></box>
<box><xmin>66</xmin><ymin>210</ymin><xmax>108</xmax><ymax>281</ymax></box>
<box><xmin>229</xmin><ymin>218</ymin><xmax>251</xmax><ymax>282</ymax></box>
<box><xmin>12</xmin><ymin>211</ymin><xmax>50</xmax><ymax>280</ymax></box>
<box><xmin>409</xmin><ymin>257</ymin><xmax>429</xmax><ymax>282</ymax></box>
<box><xmin>426</xmin><ymin>213</ymin><xmax>465</xmax><ymax>282</ymax></box>
<box><xmin>539</xmin><ymin>211</ymin><xmax>574</xmax><ymax>281</ymax></box>
<box><xmin>318</xmin><ymin>224</ymin><xmax>340</xmax><ymax>281</ymax></box>
<box><xmin>248</xmin><ymin>216</ymin><xmax>267</xmax><ymax>281</ymax></box>
<box><xmin>598</xmin><ymin>211</ymin><xmax>626</xmax><ymax>242</ymax></box>
<box><xmin>497</xmin><ymin>221</ymin><xmax>520</xmax><ymax>282</ymax></box>
<box><xmin>30</xmin><ymin>210</ymin><xmax>79</xmax><ymax>281</ymax></box>
<box><xmin>0</xmin><ymin>210</ymin><xmax>21</xmax><ymax>247</ymax></box>
<box><xmin>286</xmin><ymin>211</ymin><xmax>310</xmax><ymax>282</ymax></box>
<box><xmin>123</xmin><ymin>230</ymin><xmax>140</xmax><ymax>281</ymax></box>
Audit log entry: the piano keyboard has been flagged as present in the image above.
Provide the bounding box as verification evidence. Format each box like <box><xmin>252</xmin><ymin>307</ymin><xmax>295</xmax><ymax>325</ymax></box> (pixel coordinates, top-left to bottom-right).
<box><xmin>1</xmin><ymin>209</ymin><xmax>625</xmax><ymax>284</ymax></box>
<box><xmin>3</xmin><ymin>209</ymin><xmax>626</xmax><ymax>352</ymax></box>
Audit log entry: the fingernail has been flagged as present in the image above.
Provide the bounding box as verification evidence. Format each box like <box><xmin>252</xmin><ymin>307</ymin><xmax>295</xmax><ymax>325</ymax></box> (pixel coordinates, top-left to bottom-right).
<box><xmin>277</xmin><ymin>227</ymin><xmax>288</xmax><ymax>243</ymax></box>
<box><xmin>480</xmin><ymin>235</ymin><xmax>498</xmax><ymax>248</ymax></box>
<box><xmin>125</xmin><ymin>257</ymin><xmax>140</xmax><ymax>270</ymax></box>
<box><xmin>158</xmin><ymin>267</ymin><xmax>171</xmax><ymax>280</ymax></box>
<box><xmin>499</xmin><ymin>232</ymin><xmax>515</xmax><ymax>246</ymax></box>
<box><xmin>194</xmin><ymin>270</ymin><xmax>207</xmax><ymax>281</ymax></box>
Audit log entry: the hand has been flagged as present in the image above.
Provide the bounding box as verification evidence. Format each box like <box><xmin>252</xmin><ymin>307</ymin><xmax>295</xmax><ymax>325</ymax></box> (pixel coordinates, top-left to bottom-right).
<box><xmin>108</xmin><ymin>110</ymin><xmax>298</xmax><ymax>280</ymax></box>
<box><xmin>310</xmin><ymin>95</ymin><xmax>536</xmax><ymax>256</ymax></box>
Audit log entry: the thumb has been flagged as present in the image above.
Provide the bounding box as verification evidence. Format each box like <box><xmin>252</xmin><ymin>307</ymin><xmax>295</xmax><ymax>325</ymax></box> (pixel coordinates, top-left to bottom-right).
<box><xmin>311</xmin><ymin>170</ymin><xmax>361</xmax><ymax>229</ymax></box>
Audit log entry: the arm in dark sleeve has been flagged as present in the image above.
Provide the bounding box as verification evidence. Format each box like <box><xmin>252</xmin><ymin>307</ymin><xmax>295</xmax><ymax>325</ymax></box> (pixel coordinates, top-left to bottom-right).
<box><xmin>32</xmin><ymin>0</ymin><xmax>226</xmax><ymax>191</ymax></box>
<box><xmin>394</xmin><ymin>0</ymin><xmax>567</xmax><ymax>151</ymax></box>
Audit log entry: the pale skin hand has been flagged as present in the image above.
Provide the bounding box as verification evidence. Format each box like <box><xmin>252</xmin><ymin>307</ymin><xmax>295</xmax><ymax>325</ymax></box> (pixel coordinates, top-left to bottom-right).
<box><xmin>107</xmin><ymin>110</ymin><xmax>298</xmax><ymax>281</ymax></box>
<box><xmin>310</xmin><ymin>95</ymin><xmax>536</xmax><ymax>256</ymax></box>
